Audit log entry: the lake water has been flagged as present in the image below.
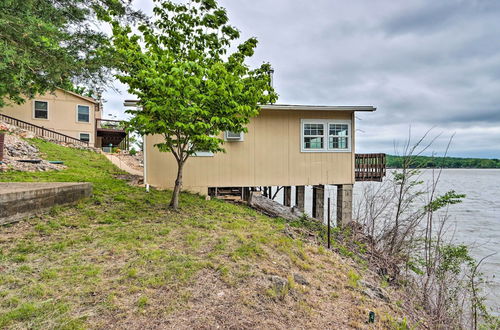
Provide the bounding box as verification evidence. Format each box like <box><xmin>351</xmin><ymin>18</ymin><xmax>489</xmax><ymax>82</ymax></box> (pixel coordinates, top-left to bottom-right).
<box><xmin>271</xmin><ymin>169</ymin><xmax>500</xmax><ymax>314</ymax></box>
<box><xmin>409</xmin><ymin>169</ymin><xmax>499</xmax><ymax>315</ymax></box>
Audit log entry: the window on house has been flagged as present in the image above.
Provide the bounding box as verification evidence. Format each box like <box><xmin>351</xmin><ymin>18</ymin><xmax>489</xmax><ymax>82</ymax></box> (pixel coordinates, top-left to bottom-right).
<box><xmin>225</xmin><ymin>131</ymin><xmax>244</xmax><ymax>141</ymax></box>
<box><xmin>303</xmin><ymin>123</ymin><xmax>324</xmax><ymax>150</ymax></box>
<box><xmin>79</xmin><ymin>133</ymin><xmax>90</xmax><ymax>142</ymax></box>
<box><xmin>34</xmin><ymin>101</ymin><xmax>48</xmax><ymax>119</ymax></box>
<box><xmin>301</xmin><ymin>120</ymin><xmax>351</xmax><ymax>152</ymax></box>
<box><xmin>77</xmin><ymin>105</ymin><xmax>90</xmax><ymax>123</ymax></box>
<box><xmin>329</xmin><ymin>123</ymin><xmax>349</xmax><ymax>150</ymax></box>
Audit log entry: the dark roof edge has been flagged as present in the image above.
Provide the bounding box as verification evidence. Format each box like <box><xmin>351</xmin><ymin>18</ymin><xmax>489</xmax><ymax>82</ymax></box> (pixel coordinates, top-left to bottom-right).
<box><xmin>123</xmin><ymin>101</ymin><xmax>377</xmax><ymax>112</ymax></box>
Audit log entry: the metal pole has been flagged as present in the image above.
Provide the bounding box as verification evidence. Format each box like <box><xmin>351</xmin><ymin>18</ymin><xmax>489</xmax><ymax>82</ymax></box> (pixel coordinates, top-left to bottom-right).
<box><xmin>327</xmin><ymin>197</ymin><xmax>331</xmax><ymax>249</ymax></box>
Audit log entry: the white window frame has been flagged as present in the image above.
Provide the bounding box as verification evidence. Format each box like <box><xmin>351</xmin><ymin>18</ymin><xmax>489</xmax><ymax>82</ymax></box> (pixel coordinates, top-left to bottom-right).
<box><xmin>33</xmin><ymin>100</ymin><xmax>49</xmax><ymax>120</ymax></box>
<box><xmin>193</xmin><ymin>151</ymin><xmax>214</xmax><ymax>157</ymax></box>
<box><xmin>76</xmin><ymin>104</ymin><xmax>91</xmax><ymax>123</ymax></box>
<box><xmin>301</xmin><ymin>119</ymin><xmax>351</xmax><ymax>153</ymax></box>
<box><xmin>224</xmin><ymin>131</ymin><xmax>244</xmax><ymax>142</ymax></box>
<box><xmin>79</xmin><ymin>132</ymin><xmax>91</xmax><ymax>142</ymax></box>
<box><xmin>187</xmin><ymin>142</ymin><xmax>214</xmax><ymax>157</ymax></box>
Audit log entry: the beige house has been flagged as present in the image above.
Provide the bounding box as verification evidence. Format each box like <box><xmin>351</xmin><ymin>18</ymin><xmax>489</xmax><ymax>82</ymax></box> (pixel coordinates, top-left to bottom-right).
<box><xmin>1</xmin><ymin>88</ymin><xmax>127</xmax><ymax>148</ymax></box>
<box><xmin>1</xmin><ymin>88</ymin><xmax>100</xmax><ymax>145</ymax></box>
<box><xmin>142</xmin><ymin>104</ymin><xmax>384</xmax><ymax>223</ymax></box>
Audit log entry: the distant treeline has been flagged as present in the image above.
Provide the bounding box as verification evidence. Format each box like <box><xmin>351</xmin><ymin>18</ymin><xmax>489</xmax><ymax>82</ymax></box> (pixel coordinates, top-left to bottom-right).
<box><xmin>386</xmin><ymin>155</ymin><xmax>500</xmax><ymax>169</ymax></box>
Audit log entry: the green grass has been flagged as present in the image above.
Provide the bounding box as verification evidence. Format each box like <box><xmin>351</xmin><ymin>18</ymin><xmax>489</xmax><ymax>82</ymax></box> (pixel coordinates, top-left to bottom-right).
<box><xmin>0</xmin><ymin>139</ymin><xmax>305</xmax><ymax>328</ymax></box>
<box><xmin>0</xmin><ymin>139</ymin><xmax>415</xmax><ymax>329</ymax></box>
<box><xmin>347</xmin><ymin>269</ymin><xmax>361</xmax><ymax>288</ymax></box>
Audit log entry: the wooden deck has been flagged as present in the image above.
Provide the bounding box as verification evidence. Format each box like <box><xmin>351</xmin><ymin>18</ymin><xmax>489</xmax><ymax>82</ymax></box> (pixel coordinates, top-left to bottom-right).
<box><xmin>355</xmin><ymin>153</ymin><xmax>386</xmax><ymax>182</ymax></box>
<box><xmin>95</xmin><ymin>119</ymin><xmax>128</xmax><ymax>149</ymax></box>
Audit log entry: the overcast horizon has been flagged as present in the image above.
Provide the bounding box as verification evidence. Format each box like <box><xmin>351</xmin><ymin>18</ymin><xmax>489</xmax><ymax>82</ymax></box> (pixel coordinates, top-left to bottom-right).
<box><xmin>103</xmin><ymin>0</ymin><xmax>500</xmax><ymax>159</ymax></box>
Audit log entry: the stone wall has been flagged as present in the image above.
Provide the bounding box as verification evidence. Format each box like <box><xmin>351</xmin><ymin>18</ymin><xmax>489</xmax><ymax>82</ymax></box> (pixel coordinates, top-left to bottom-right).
<box><xmin>0</xmin><ymin>182</ymin><xmax>92</xmax><ymax>225</ymax></box>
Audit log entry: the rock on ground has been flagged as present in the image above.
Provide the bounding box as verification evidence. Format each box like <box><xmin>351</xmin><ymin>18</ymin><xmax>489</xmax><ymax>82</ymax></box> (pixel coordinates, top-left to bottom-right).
<box><xmin>0</xmin><ymin>133</ymin><xmax>66</xmax><ymax>172</ymax></box>
<box><xmin>0</xmin><ymin>120</ymin><xmax>99</xmax><ymax>152</ymax></box>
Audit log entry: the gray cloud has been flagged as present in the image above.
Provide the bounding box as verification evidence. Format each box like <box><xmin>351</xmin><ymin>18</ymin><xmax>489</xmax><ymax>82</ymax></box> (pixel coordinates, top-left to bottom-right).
<box><xmin>103</xmin><ymin>0</ymin><xmax>500</xmax><ymax>158</ymax></box>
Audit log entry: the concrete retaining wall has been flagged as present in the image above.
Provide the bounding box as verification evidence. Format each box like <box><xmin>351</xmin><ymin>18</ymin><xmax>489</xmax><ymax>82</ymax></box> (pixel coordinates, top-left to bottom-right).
<box><xmin>0</xmin><ymin>182</ymin><xmax>92</xmax><ymax>225</ymax></box>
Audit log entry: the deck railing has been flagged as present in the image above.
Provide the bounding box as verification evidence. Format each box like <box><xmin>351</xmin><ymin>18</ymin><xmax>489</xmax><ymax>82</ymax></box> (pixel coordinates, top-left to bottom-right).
<box><xmin>95</xmin><ymin>118</ymin><xmax>125</xmax><ymax>131</ymax></box>
<box><xmin>355</xmin><ymin>153</ymin><xmax>386</xmax><ymax>182</ymax></box>
<box><xmin>0</xmin><ymin>113</ymin><xmax>89</xmax><ymax>146</ymax></box>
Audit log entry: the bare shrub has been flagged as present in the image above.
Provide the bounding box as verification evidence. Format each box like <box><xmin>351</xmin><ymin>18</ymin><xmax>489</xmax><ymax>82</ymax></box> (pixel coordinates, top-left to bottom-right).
<box><xmin>354</xmin><ymin>130</ymin><xmax>498</xmax><ymax>329</ymax></box>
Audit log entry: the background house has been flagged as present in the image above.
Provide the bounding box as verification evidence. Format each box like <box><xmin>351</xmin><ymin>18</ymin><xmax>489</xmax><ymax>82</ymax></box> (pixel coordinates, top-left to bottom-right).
<box><xmin>1</xmin><ymin>88</ymin><xmax>127</xmax><ymax>149</ymax></box>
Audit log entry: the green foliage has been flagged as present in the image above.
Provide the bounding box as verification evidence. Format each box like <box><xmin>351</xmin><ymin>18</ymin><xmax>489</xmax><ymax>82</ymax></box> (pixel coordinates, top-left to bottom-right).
<box><xmin>0</xmin><ymin>0</ymin><xmax>143</xmax><ymax>107</ymax></box>
<box><xmin>437</xmin><ymin>244</ymin><xmax>474</xmax><ymax>279</ymax></box>
<box><xmin>425</xmin><ymin>190</ymin><xmax>466</xmax><ymax>212</ymax></box>
<box><xmin>347</xmin><ymin>270</ymin><xmax>361</xmax><ymax>288</ymax></box>
<box><xmin>111</xmin><ymin>0</ymin><xmax>276</xmax><ymax>158</ymax></box>
<box><xmin>129</xmin><ymin>148</ymin><xmax>137</xmax><ymax>156</ymax></box>
<box><xmin>387</xmin><ymin>155</ymin><xmax>500</xmax><ymax>169</ymax></box>
<box><xmin>136</xmin><ymin>296</ymin><xmax>149</xmax><ymax>309</ymax></box>
<box><xmin>110</xmin><ymin>0</ymin><xmax>277</xmax><ymax>208</ymax></box>
<box><xmin>406</xmin><ymin>257</ymin><xmax>425</xmax><ymax>275</ymax></box>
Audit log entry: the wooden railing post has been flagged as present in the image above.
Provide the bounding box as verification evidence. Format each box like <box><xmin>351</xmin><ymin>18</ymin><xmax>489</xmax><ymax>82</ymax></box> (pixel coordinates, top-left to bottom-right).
<box><xmin>0</xmin><ymin>132</ymin><xmax>5</xmax><ymax>161</ymax></box>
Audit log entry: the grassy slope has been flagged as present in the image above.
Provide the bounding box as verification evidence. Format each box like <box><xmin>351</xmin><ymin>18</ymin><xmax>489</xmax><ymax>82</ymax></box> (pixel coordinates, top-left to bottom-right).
<box><xmin>0</xmin><ymin>139</ymin><xmax>412</xmax><ymax>329</ymax></box>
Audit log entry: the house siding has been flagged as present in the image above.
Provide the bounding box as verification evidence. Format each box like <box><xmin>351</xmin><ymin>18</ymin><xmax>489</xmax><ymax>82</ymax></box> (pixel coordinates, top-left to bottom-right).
<box><xmin>1</xmin><ymin>89</ymin><xmax>99</xmax><ymax>144</ymax></box>
<box><xmin>146</xmin><ymin>109</ymin><xmax>356</xmax><ymax>194</ymax></box>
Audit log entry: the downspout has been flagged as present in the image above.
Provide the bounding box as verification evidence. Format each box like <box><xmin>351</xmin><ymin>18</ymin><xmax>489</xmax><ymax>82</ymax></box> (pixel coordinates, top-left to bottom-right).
<box><xmin>143</xmin><ymin>134</ymin><xmax>149</xmax><ymax>192</ymax></box>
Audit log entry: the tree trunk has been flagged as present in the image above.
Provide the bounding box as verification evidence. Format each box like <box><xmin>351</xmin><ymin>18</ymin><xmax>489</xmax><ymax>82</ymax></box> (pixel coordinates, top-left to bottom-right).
<box><xmin>169</xmin><ymin>159</ymin><xmax>184</xmax><ymax>210</ymax></box>
<box><xmin>248</xmin><ymin>192</ymin><xmax>303</xmax><ymax>221</ymax></box>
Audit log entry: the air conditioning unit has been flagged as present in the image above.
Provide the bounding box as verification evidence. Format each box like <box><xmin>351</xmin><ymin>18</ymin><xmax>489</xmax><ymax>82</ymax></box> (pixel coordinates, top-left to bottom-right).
<box><xmin>225</xmin><ymin>131</ymin><xmax>244</xmax><ymax>141</ymax></box>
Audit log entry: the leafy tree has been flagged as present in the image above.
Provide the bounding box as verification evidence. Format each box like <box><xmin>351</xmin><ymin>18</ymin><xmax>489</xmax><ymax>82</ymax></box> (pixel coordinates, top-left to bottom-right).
<box><xmin>0</xmin><ymin>0</ymin><xmax>143</xmax><ymax>107</ymax></box>
<box><xmin>111</xmin><ymin>0</ymin><xmax>277</xmax><ymax>209</ymax></box>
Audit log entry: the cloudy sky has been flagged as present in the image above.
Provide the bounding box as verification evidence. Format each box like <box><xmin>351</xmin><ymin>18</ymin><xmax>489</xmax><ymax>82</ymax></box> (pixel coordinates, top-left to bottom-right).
<box><xmin>103</xmin><ymin>0</ymin><xmax>500</xmax><ymax>158</ymax></box>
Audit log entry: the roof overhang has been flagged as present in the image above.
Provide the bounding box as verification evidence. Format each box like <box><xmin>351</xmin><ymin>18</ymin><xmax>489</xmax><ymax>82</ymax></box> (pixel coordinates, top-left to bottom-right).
<box><xmin>59</xmin><ymin>88</ymin><xmax>99</xmax><ymax>104</ymax></box>
<box><xmin>123</xmin><ymin>101</ymin><xmax>376</xmax><ymax>112</ymax></box>
<box><xmin>124</xmin><ymin>100</ymin><xmax>140</xmax><ymax>107</ymax></box>
<box><xmin>260</xmin><ymin>104</ymin><xmax>376</xmax><ymax>112</ymax></box>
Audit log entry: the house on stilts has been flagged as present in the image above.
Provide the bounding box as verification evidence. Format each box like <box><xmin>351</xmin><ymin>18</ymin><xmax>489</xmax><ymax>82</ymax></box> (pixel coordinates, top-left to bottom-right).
<box><xmin>128</xmin><ymin>102</ymin><xmax>386</xmax><ymax>225</ymax></box>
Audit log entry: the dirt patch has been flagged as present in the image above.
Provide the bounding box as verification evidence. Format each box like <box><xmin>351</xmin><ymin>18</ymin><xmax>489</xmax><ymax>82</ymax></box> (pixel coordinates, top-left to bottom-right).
<box><xmin>113</xmin><ymin>151</ymin><xmax>143</xmax><ymax>172</ymax></box>
<box><xmin>88</xmin><ymin>247</ymin><xmax>411</xmax><ymax>330</ymax></box>
<box><xmin>114</xmin><ymin>174</ymin><xmax>144</xmax><ymax>186</ymax></box>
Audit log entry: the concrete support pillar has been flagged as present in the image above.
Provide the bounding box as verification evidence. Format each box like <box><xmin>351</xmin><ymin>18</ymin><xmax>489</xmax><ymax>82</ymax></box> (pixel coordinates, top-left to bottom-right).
<box><xmin>337</xmin><ymin>184</ymin><xmax>353</xmax><ymax>226</ymax></box>
<box><xmin>295</xmin><ymin>186</ymin><xmax>305</xmax><ymax>212</ymax></box>
<box><xmin>283</xmin><ymin>186</ymin><xmax>292</xmax><ymax>206</ymax></box>
<box><xmin>312</xmin><ymin>185</ymin><xmax>325</xmax><ymax>221</ymax></box>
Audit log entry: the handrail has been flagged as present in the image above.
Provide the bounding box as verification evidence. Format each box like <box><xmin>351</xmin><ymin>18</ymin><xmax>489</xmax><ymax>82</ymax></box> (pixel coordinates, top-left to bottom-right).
<box><xmin>0</xmin><ymin>113</ymin><xmax>89</xmax><ymax>146</ymax></box>
<box><xmin>355</xmin><ymin>153</ymin><xmax>386</xmax><ymax>182</ymax></box>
